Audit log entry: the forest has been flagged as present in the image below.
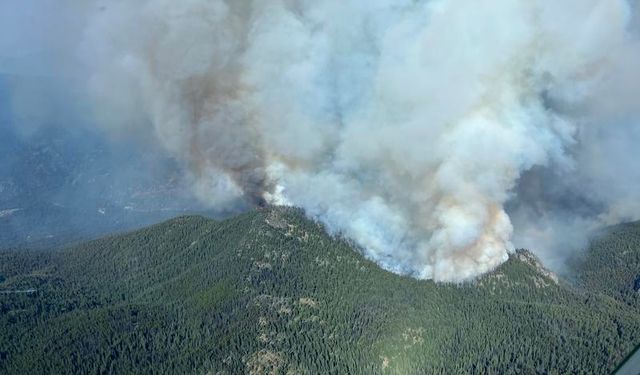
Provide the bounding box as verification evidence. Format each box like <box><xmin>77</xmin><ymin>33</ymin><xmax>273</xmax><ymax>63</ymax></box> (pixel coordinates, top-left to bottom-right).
<box><xmin>1</xmin><ymin>206</ymin><xmax>639</xmax><ymax>374</ymax></box>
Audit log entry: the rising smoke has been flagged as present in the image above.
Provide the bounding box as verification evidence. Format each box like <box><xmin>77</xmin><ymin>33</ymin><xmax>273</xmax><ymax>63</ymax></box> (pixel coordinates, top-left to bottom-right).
<box><xmin>7</xmin><ymin>0</ymin><xmax>640</xmax><ymax>281</ymax></box>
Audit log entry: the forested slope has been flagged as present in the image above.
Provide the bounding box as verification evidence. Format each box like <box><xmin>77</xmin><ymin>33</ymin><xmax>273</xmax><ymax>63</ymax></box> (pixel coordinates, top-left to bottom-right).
<box><xmin>1</xmin><ymin>207</ymin><xmax>639</xmax><ymax>374</ymax></box>
<box><xmin>571</xmin><ymin>221</ymin><xmax>640</xmax><ymax>309</ymax></box>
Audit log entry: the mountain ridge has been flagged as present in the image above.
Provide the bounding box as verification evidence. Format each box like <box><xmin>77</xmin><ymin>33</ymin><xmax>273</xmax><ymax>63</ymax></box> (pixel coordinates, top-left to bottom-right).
<box><xmin>1</xmin><ymin>206</ymin><xmax>639</xmax><ymax>374</ymax></box>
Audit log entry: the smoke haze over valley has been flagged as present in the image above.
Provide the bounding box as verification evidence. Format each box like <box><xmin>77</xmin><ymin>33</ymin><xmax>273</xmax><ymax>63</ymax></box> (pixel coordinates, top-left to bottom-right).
<box><xmin>2</xmin><ymin>0</ymin><xmax>640</xmax><ymax>281</ymax></box>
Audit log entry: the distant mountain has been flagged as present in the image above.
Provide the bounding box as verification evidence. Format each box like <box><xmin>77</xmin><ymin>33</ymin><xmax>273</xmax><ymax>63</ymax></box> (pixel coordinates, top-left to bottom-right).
<box><xmin>1</xmin><ymin>207</ymin><xmax>639</xmax><ymax>374</ymax></box>
<box><xmin>0</xmin><ymin>123</ymin><xmax>211</xmax><ymax>248</ymax></box>
<box><xmin>570</xmin><ymin>221</ymin><xmax>640</xmax><ymax>309</ymax></box>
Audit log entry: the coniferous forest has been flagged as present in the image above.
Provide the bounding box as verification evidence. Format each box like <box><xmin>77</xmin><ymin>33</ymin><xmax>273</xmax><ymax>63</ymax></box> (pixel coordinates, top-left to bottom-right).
<box><xmin>1</xmin><ymin>207</ymin><xmax>639</xmax><ymax>374</ymax></box>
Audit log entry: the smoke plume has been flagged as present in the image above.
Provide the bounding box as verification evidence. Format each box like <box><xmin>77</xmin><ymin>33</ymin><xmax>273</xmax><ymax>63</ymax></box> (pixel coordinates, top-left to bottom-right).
<box><xmin>7</xmin><ymin>0</ymin><xmax>640</xmax><ymax>281</ymax></box>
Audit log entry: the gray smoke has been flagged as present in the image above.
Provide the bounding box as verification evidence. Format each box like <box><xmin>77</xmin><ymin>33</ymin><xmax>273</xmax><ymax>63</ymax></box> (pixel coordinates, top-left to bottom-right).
<box><xmin>4</xmin><ymin>0</ymin><xmax>640</xmax><ymax>281</ymax></box>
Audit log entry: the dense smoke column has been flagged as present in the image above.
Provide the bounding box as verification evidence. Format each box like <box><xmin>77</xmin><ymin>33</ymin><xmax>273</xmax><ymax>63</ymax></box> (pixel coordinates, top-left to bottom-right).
<box><xmin>77</xmin><ymin>0</ymin><xmax>640</xmax><ymax>281</ymax></box>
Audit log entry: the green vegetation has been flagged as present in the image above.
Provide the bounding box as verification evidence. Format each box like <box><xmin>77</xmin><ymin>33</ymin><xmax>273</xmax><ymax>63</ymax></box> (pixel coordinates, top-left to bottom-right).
<box><xmin>1</xmin><ymin>207</ymin><xmax>639</xmax><ymax>374</ymax></box>
<box><xmin>571</xmin><ymin>221</ymin><xmax>640</xmax><ymax>309</ymax></box>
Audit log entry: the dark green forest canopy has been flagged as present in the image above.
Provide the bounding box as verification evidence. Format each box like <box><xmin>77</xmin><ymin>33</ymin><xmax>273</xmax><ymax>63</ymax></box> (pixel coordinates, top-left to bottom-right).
<box><xmin>1</xmin><ymin>207</ymin><xmax>639</xmax><ymax>374</ymax></box>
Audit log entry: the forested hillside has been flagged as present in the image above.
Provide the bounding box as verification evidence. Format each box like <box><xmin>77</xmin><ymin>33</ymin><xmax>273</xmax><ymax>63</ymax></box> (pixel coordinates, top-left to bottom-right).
<box><xmin>571</xmin><ymin>221</ymin><xmax>640</xmax><ymax>309</ymax></box>
<box><xmin>1</xmin><ymin>207</ymin><xmax>639</xmax><ymax>374</ymax></box>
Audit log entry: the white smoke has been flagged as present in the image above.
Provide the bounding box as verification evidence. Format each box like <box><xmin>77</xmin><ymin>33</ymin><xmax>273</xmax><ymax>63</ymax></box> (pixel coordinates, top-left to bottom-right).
<box><xmin>74</xmin><ymin>0</ymin><xmax>640</xmax><ymax>281</ymax></box>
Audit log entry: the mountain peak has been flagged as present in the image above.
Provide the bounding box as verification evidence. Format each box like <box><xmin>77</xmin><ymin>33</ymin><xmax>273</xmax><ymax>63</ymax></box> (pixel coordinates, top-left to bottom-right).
<box><xmin>512</xmin><ymin>249</ymin><xmax>559</xmax><ymax>284</ymax></box>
